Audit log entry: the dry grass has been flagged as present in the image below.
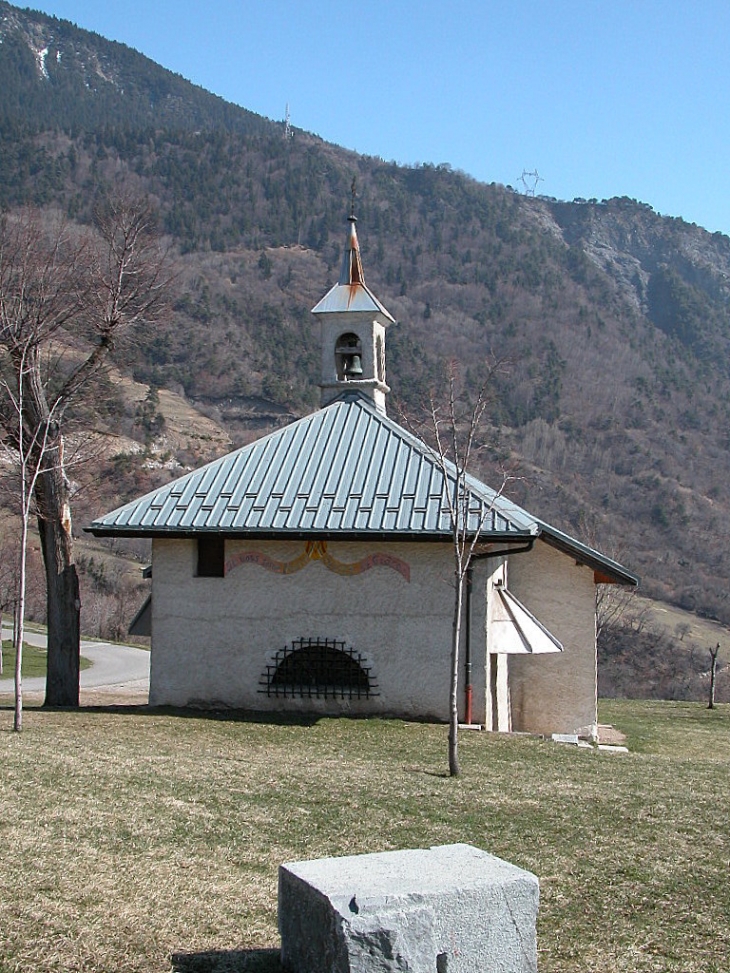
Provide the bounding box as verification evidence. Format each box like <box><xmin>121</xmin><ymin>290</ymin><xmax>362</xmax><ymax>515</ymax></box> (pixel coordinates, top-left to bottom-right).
<box><xmin>0</xmin><ymin>701</ymin><xmax>728</xmax><ymax>973</ymax></box>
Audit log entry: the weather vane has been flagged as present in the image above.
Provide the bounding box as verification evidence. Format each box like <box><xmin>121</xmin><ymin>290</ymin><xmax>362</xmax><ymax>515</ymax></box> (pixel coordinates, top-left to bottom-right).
<box><xmin>350</xmin><ymin>177</ymin><xmax>357</xmax><ymax>218</ymax></box>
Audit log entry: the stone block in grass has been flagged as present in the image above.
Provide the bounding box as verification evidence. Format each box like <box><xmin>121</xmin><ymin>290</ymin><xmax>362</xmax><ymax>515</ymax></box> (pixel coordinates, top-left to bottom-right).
<box><xmin>279</xmin><ymin>843</ymin><xmax>539</xmax><ymax>973</ymax></box>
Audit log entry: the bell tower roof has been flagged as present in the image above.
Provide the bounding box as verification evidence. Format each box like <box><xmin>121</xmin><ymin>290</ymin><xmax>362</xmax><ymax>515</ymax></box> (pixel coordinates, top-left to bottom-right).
<box><xmin>311</xmin><ymin>215</ymin><xmax>395</xmax><ymax>322</ymax></box>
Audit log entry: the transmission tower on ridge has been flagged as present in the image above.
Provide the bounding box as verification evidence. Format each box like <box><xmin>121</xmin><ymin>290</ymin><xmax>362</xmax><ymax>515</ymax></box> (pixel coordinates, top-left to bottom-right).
<box><xmin>518</xmin><ymin>169</ymin><xmax>543</xmax><ymax>196</ymax></box>
<box><xmin>284</xmin><ymin>103</ymin><xmax>292</xmax><ymax>140</ymax></box>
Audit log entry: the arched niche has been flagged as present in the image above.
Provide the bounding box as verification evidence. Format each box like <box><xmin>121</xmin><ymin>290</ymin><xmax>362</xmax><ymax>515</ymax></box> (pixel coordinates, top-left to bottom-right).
<box><xmin>334</xmin><ymin>332</ymin><xmax>363</xmax><ymax>382</ymax></box>
<box><xmin>260</xmin><ymin>638</ymin><xmax>378</xmax><ymax>700</ymax></box>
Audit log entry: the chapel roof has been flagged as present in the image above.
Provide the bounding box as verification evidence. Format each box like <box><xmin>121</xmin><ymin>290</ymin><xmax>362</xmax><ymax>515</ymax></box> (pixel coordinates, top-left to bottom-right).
<box><xmin>87</xmin><ymin>392</ymin><xmax>637</xmax><ymax>585</ymax></box>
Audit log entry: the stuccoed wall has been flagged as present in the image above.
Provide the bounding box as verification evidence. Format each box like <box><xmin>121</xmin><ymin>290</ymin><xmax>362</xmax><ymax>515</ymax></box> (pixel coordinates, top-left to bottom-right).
<box><xmin>507</xmin><ymin>540</ymin><xmax>597</xmax><ymax>737</ymax></box>
<box><xmin>149</xmin><ymin>538</ymin><xmax>460</xmax><ymax>719</ymax></box>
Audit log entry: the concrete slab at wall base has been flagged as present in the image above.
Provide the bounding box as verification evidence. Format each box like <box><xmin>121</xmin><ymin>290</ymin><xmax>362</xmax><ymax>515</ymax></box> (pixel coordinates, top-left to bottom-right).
<box><xmin>279</xmin><ymin>843</ymin><xmax>539</xmax><ymax>973</ymax></box>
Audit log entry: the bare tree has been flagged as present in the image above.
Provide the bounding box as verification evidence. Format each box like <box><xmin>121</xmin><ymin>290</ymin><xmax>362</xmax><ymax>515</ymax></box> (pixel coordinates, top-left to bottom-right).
<box><xmin>0</xmin><ymin>337</ymin><xmax>63</xmax><ymax>730</ymax></box>
<box><xmin>596</xmin><ymin>582</ymin><xmax>644</xmax><ymax>645</ymax></box>
<box><xmin>708</xmin><ymin>642</ymin><xmax>720</xmax><ymax>710</ymax></box>
<box><xmin>0</xmin><ymin>200</ymin><xmax>171</xmax><ymax>707</ymax></box>
<box><xmin>406</xmin><ymin>360</ymin><xmax>512</xmax><ymax>776</ymax></box>
<box><xmin>585</xmin><ymin>530</ymin><xmax>642</xmax><ymax>647</ymax></box>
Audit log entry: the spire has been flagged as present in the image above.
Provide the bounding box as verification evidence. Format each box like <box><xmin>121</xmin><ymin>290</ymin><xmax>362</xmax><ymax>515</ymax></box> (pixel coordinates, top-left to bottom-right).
<box><xmin>339</xmin><ymin>178</ymin><xmax>364</xmax><ymax>285</ymax></box>
<box><xmin>311</xmin><ymin>203</ymin><xmax>394</xmax><ymax>322</ymax></box>
<box><xmin>339</xmin><ymin>215</ymin><xmax>365</xmax><ymax>286</ymax></box>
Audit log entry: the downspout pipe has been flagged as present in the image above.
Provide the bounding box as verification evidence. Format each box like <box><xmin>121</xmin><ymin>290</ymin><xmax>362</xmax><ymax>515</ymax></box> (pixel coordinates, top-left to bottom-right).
<box><xmin>465</xmin><ymin>569</ymin><xmax>473</xmax><ymax>725</ymax></box>
<box><xmin>463</xmin><ymin>540</ymin><xmax>535</xmax><ymax>726</ymax></box>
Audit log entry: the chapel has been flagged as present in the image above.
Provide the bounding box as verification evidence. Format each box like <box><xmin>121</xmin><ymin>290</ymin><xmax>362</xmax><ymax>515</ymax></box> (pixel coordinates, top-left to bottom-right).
<box><xmin>89</xmin><ymin>212</ymin><xmax>636</xmax><ymax>735</ymax></box>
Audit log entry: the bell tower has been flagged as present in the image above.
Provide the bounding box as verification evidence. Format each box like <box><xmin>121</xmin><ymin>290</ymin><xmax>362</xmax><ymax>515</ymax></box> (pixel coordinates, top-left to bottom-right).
<box><xmin>312</xmin><ymin>206</ymin><xmax>395</xmax><ymax>414</ymax></box>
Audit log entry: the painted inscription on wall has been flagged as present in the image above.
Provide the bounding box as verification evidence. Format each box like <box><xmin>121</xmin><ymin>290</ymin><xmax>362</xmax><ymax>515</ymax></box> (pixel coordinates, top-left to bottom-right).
<box><xmin>225</xmin><ymin>540</ymin><xmax>410</xmax><ymax>582</ymax></box>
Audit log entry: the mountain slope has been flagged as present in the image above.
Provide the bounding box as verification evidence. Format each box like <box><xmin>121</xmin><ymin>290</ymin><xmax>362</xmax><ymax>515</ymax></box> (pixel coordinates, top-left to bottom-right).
<box><xmin>2</xmin><ymin>2</ymin><xmax>730</xmax><ymax>624</ymax></box>
<box><xmin>0</xmin><ymin>1</ymin><xmax>271</xmax><ymax>135</ymax></box>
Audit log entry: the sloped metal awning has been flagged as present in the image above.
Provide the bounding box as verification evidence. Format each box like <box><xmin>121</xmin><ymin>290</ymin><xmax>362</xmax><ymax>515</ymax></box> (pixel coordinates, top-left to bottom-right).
<box><xmin>490</xmin><ymin>583</ymin><xmax>563</xmax><ymax>654</ymax></box>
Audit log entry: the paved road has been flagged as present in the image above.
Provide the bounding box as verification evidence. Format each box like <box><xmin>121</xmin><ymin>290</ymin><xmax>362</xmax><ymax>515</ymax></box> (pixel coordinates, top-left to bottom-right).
<box><xmin>0</xmin><ymin>627</ymin><xmax>150</xmax><ymax>695</ymax></box>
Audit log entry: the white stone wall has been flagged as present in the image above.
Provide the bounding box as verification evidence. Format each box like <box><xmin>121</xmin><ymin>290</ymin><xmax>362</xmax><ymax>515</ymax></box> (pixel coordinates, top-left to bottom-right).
<box><xmin>483</xmin><ymin>559</ymin><xmax>510</xmax><ymax>731</ymax></box>
<box><xmin>148</xmin><ymin>535</ymin><xmax>598</xmax><ymax>732</ymax></box>
<box><xmin>149</xmin><ymin>538</ymin><xmax>458</xmax><ymax>719</ymax></box>
<box><xmin>506</xmin><ymin>540</ymin><xmax>597</xmax><ymax>736</ymax></box>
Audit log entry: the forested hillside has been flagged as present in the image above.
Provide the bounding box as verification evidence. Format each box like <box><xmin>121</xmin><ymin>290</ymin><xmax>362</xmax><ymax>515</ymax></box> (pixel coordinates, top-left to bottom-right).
<box><xmin>3</xmin><ymin>1</ymin><xmax>730</xmax><ymax>627</ymax></box>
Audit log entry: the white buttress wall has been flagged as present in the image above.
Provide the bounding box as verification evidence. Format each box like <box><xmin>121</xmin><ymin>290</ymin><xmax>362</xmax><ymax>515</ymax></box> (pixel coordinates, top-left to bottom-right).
<box><xmin>483</xmin><ymin>559</ymin><xmax>510</xmax><ymax>732</ymax></box>
<box><xmin>149</xmin><ymin>539</ymin><xmax>459</xmax><ymax>719</ymax></box>
<box><xmin>507</xmin><ymin>541</ymin><xmax>597</xmax><ymax>737</ymax></box>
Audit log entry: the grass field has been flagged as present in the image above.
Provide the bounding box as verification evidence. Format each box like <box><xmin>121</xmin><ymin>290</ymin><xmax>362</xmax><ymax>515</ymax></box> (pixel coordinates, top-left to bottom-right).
<box><xmin>0</xmin><ymin>700</ymin><xmax>728</xmax><ymax>973</ymax></box>
<box><xmin>0</xmin><ymin>641</ymin><xmax>50</xmax><ymax>679</ymax></box>
<box><xmin>0</xmin><ymin>641</ymin><xmax>92</xmax><ymax>679</ymax></box>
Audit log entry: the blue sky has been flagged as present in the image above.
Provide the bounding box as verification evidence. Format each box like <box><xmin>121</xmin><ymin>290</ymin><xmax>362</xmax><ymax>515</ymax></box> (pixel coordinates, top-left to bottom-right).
<box><xmin>26</xmin><ymin>0</ymin><xmax>730</xmax><ymax>235</ymax></box>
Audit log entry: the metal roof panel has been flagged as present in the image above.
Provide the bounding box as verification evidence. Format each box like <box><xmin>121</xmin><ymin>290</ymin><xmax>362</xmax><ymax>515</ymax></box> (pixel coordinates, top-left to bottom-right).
<box><xmin>311</xmin><ymin>281</ymin><xmax>395</xmax><ymax>322</ymax></box>
<box><xmin>87</xmin><ymin>393</ymin><xmax>636</xmax><ymax>584</ymax></box>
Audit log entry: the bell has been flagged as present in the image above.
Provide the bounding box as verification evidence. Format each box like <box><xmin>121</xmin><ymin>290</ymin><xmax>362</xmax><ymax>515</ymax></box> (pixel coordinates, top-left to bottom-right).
<box><xmin>344</xmin><ymin>354</ymin><xmax>363</xmax><ymax>379</ymax></box>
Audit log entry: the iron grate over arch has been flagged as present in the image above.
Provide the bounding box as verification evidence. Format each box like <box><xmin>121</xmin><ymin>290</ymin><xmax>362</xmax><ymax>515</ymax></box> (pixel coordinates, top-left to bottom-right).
<box><xmin>259</xmin><ymin>638</ymin><xmax>379</xmax><ymax>700</ymax></box>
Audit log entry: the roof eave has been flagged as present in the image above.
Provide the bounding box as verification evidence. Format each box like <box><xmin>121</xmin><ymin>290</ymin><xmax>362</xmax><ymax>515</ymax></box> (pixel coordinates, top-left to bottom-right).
<box><xmin>537</xmin><ymin>525</ymin><xmax>639</xmax><ymax>586</ymax></box>
<box><xmin>84</xmin><ymin>525</ymin><xmax>536</xmax><ymax>544</ymax></box>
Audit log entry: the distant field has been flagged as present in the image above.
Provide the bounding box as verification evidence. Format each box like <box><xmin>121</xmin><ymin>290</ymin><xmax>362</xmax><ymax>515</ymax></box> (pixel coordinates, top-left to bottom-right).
<box><xmin>636</xmin><ymin>594</ymin><xmax>730</xmax><ymax>656</ymax></box>
<box><xmin>0</xmin><ymin>700</ymin><xmax>727</xmax><ymax>973</ymax></box>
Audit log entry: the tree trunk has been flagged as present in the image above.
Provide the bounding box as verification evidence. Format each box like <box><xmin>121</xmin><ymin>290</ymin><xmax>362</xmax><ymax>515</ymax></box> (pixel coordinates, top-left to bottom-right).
<box><xmin>13</xmin><ymin>621</ymin><xmax>22</xmax><ymax>732</ymax></box>
<box><xmin>13</xmin><ymin>515</ymin><xmax>29</xmax><ymax>732</ymax></box>
<box><xmin>36</xmin><ymin>463</ymin><xmax>80</xmax><ymax>707</ymax></box>
<box><xmin>449</xmin><ymin>571</ymin><xmax>464</xmax><ymax>777</ymax></box>
<box><xmin>708</xmin><ymin>643</ymin><xmax>719</xmax><ymax>710</ymax></box>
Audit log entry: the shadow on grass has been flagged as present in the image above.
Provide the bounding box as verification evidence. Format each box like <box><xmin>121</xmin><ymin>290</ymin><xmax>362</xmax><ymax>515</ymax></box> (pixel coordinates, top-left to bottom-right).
<box><xmin>148</xmin><ymin>706</ymin><xmax>324</xmax><ymax>727</ymax></box>
<box><xmin>0</xmin><ymin>701</ymin><xmax>447</xmax><ymax>733</ymax></box>
<box><xmin>0</xmin><ymin>701</ymin><xmax>325</xmax><ymax>727</ymax></box>
<box><xmin>171</xmin><ymin>948</ymin><xmax>282</xmax><ymax>973</ymax></box>
<box><xmin>0</xmin><ymin>701</ymin><xmax>154</xmax><ymax>716</ymax></box>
